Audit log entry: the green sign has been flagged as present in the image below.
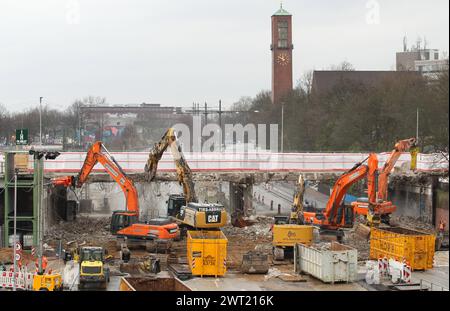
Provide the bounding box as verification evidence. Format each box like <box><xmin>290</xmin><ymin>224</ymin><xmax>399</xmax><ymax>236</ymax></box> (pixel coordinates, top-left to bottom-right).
<box><xmin>16</xmin><ymin>129</ymin><xmax>29</xmax><ymax>145</ymax></box>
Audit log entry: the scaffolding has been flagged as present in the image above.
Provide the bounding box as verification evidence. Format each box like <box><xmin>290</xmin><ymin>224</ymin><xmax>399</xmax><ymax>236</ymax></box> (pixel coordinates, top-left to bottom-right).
<box><xmin>2</xmin><ymin>151</ymin><xmax>43</xmax><ymax>248</ymax></box>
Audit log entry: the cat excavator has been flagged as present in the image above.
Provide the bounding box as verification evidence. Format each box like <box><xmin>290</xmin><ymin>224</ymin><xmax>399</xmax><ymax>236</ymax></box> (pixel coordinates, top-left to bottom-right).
<box><xmin>144</xmin><ymin>128</ymin><xmax>227</xmax><ymax>232</ymax></box>
<box><xmin>352</xmin><ymin>138</ymin><xmax>417</xmax><ymax>225</ymax></box>
<box><xmin>52</xmin><ymin>141</ymin><xmax>179</xmax><ymax>249</ymax></box>
<box><xmin>271</xmin><ymin>175</ymin><xmax>315</xmax><ymax>260</ymax></box>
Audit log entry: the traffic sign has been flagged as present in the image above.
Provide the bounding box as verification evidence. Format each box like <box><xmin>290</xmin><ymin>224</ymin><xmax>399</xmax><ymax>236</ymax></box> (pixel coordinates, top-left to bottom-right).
<box><xmin>15</xmin><ymin>242</ymin><xmax>22</xmax><ymax>252</ymax></box>
<box><xmin>15</xmin><ymin>129</ymin><xmax>28</xmax><ymax>145</ymax></box>
<box><xmin>15</xmin><ymin>253</ymin><xmax>21</xmax><ymax>261</ymax></box>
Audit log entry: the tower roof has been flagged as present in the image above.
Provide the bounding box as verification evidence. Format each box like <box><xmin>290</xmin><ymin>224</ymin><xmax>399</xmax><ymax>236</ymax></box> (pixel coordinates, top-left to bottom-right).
<box><xmin>273</xmin><ymin>3</ymin><xmax>291</xmax><ymax>16</ymax></box>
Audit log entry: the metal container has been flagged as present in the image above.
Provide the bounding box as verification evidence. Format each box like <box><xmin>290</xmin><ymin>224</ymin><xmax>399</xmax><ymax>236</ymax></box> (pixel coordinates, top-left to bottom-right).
<box><xmin>23</xmin><ymin>234</ymin><xmax>34</xmax><ymax>248</ymax></box>
<box><xmin>119</xmin><ymin>275</ymin><xmax>192</xmax><ymax>291</ymax></box>
<box><xmin>187</xmin><ymin>230</ymin><xmax>227</xmax><ymax>277</ymax></box>
<box><xmin>272</xmin><ymin>225</ymin><xmax>314</xmax><ymax>247</ymax></box>
<box><xmin>241</xmin><ymin>251</ymin><xmax>269</xmax><ymax>274</ymax></box>
<box><xmin>295</xmin><ymin>242</ymin><xmax>358</xmax><ymax>283</ymax></box>
<box><xmin>370</xmin><ymin>226</ymin><xmax>435</xmax><ymax>270</ymax></box>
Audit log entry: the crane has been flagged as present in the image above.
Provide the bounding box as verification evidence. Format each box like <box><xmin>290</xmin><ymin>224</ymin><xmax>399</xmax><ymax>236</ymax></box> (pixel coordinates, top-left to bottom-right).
<box><xmin>52</xmin><ymin>141</ymin><xmax>179</xmax><ymax>247</ymax></box>
<box><xmin>144</xmin><ymin>128</ymin><xmax>227</xmax><ymax>230</ymax></box>
<box><xmin>352</xmin><ymin>138</ymin><xmax>417</xmax><ymax>225</ymax></box>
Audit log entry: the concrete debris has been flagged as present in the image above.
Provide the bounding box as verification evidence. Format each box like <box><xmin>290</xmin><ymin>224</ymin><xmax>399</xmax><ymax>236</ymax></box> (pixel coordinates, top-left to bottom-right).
<box><xmin>45</xmin><ymin>216</ymin><xmax>113</xmax><ymax>246</ymax></box>
<box><xmin>223</xmin><ymin>216</ymin><xmax>273</xmax><ymax>240</ymax></box>
<box><xmin>277</xmin><ymin>274</ymin><xmax>307</xmax><ymax>282</ymax></box>
<box><xmin>389</xmin><ymin>216</ymin><xmax>436</xmax><ymax>233</ymax></box>
<box><xmin>264</xmin><ymin>267</ymin><xmax>304</xmax><ymax>282</ymax></box>
<box><xmin>344</xmin><ymin>231</ymin><xmax>370</xmax><ymax>261</ymax></box>
<box><xmin>354</xmin><ymin>224</ymin><xmax>371</xmax><ymax>239</ymax></box>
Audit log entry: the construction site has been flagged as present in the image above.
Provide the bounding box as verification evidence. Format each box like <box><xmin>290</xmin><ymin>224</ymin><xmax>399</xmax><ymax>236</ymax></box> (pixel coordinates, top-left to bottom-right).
<box><xmin>0</xmin><ymin>1</ymin><xmax>449</xmax><ymax>298</ymax></box>
<box><xmin>0</xmin><ymin>133</ymin><xmax>448</xmax><ymax>292</ymax></box>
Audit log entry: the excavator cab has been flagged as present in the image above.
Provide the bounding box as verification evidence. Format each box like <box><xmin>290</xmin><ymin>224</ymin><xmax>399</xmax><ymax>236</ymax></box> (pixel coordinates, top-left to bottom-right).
<box><xmin>167</xmin><ymin>194</ymin><xmax>186</xmax><ymax>218</ymax></box>
<box><xmin>110</xmin><ymin>211</ymin><xmax>139</xmax><ymax>234</ymax></box>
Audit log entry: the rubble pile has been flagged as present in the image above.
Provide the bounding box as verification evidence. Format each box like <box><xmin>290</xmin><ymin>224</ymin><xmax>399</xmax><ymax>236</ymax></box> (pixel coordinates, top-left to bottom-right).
<box><xmin>389</xmin><ymin>216</ymin><xmax>436</xmax><ymax>233</ymax></box>
<box><xmin>344</xmin><ymin>232</ymin><xmax>370</xmax><ymax>261</ymax></box>
<box><xmin>45</xmin><ymin>216</ymin><xmax>113</xmax><ymax>245</ymax></box>
<box><xmin>0</xmin><ymin>248</ymin><xmax>34</xmax><ymax>264</ymax></box>
<box><xmin>223</xmin><ymin>216</ymin><xmax>273</xmax><ymax>240</ymax></box>
<box><xmin>223</xmin><ymin>216</ymin><xmax>274</xmax><ymax>270</ymax></box>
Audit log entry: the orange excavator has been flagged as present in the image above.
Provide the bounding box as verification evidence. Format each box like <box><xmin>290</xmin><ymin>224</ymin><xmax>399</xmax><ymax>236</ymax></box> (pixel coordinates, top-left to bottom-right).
<box><xmin>352</xmin><ymin>138</ymin><xmax>417</xmax><ymax>225</ymax></box>
<box><xmin>302</xmin><ymin>154</ymin><xmax>379</xmax><ymax>235</ymax></box>
<box><xmin>52</xmin><ymin>141</ymin><xmax>179</xmax><ymax>248</ymax></box>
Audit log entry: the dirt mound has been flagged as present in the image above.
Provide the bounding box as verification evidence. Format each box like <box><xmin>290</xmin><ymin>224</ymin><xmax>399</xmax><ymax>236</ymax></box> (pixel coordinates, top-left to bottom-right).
<box><xmin>0</xmin><ymin>248</ymin><xmax>35</xmax><ymax>265</ymax></box>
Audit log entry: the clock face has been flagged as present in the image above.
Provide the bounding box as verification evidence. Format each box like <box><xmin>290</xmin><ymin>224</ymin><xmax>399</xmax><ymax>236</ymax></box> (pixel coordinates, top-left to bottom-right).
<box><xmin>277</xmin><ymin>53</ymin><xmax>290</xmax><ymax>66</ymax></box>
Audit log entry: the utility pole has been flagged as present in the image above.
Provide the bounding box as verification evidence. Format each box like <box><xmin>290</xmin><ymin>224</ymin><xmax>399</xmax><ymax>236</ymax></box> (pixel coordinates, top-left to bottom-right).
<box><xmin>416</xmin><ymin>107</ymin><xmax>419</xmax><ymax>142</ymax></box>
<box><xmin>39</xmin><ymin>97</ymin><xmax>43</xmax><ymax>145</ymax></box>
<box><xmin>78</xmin><ymin>103</ymin><xmax>82</xmax><ymax>148</ymax></box>
<box><xmin>219</xmin><ymin>100</ymin><xmax>222</xmax><ymax>152</ymax></box>
<box><xmin>39</xmin><ymin>156</ymin><xmax>44</xmax><ymax>275</ymax></box>
<box><xmin>36</xmin><ymin>156</ymin><xmax>43</xmax><ymax>275</ymax></box>
<box><xmin>12</xmin><ymin>169</ymin><xmax>18</xmax><ymax>291</ymax></box>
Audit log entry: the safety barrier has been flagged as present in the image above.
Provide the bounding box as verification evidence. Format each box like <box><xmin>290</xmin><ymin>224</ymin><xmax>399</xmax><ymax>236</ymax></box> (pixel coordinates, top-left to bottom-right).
<box><xmin>0</xmin><ymin>270</ymin><xmax>34</xmax><ymax>290</ymax></box>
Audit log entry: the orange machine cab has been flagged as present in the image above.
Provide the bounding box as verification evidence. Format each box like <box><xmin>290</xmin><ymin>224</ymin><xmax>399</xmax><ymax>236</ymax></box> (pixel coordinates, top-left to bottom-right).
<box><xmin>111</xmin><ymin>211</ymin><xmax>178</xmax><ymax>240</ymax></box>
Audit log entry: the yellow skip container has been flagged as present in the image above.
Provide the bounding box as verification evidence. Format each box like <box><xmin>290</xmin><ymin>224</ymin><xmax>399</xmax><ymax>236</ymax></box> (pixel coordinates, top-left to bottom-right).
<box><xmin>370</xmin><ymin>226</ymin><xmax>435</xmax><ymax>270</ymax></box>
<box><xmin>187</xmin><ymin>230</ymin><xmax>227</xmax><ymax>277</ymax></box>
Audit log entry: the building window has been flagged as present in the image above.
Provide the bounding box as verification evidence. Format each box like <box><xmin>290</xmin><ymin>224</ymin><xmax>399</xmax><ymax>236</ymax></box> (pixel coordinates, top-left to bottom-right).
<box><xmin>435</xmin><ymin>52</ymin><xmax>439</xmax><ymax>60</ymax></box>
<box><xmin>278</xmin><ymin>21</ymin><xmax>288</xmax><ymax>48</ymax></box>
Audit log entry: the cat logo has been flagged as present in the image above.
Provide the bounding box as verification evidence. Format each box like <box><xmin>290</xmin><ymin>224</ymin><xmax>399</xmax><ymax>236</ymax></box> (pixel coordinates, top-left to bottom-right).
<box><xmin>203</xmin><ymin>255</ymin><xmax>216</xmax><ymax>266</ymax></box>
<box><xmin>287</xmin><ymin>231</ymin><xmax>297</xmax><ymax>238</ymax></box>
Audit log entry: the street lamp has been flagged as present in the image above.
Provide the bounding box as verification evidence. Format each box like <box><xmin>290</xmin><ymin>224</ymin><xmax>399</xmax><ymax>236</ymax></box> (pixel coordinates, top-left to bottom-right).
<box><xmin>39</xmin><ymin>97</ymin><xmax>43</xmax><ymax>145</ymax></box>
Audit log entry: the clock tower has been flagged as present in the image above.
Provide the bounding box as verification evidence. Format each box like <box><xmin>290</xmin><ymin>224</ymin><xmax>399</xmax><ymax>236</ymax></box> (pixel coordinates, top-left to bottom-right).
<box><xmin>271</xmin><ymin>4</ymin><xmax>293</xmax><ymax>104</ymax></box>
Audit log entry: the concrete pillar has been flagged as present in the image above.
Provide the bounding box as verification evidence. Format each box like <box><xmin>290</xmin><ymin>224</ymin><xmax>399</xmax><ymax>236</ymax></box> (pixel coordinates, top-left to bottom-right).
<box><xmin>229</xmin><ymin>182</ymin><xmax>254</xmax><ymax>222</ymax></box>
<box><xmin>243</xmin><ymin>183</ymin><xmax>253</xmax><ymax>216</ymax></box>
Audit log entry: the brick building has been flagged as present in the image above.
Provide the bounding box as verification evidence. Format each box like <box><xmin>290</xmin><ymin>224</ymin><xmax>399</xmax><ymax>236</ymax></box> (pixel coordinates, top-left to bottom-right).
<box><xmin>271</xmin><ymin>4</ymin><xmax>294</xmax><ymax>104</ymax></box>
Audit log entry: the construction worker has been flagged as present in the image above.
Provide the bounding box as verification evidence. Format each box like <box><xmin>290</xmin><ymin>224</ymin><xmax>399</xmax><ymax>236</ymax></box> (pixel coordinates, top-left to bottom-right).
<box><xmin>439</xmin><ymin>219</ymin><xmax>446</xmax><ymax>233</ymax></box>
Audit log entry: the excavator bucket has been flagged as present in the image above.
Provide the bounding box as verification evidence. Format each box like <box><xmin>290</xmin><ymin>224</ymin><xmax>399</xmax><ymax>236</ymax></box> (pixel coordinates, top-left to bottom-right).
<box><xmin>231</xmin><ymin>214</ymin><xmax>257</xmax><ymax>228</ymax></box>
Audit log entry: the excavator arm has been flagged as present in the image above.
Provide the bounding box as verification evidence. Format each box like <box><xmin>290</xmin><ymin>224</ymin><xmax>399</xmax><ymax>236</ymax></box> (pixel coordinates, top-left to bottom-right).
<box><xmin>53</xmin><ymin>141</ymin><xmax>139</xmax><ymax>214</ymax></box>
<box><xmin>52</xmin><ymin>141</ymin><xmax>178</xmax><ymax>241</ymax></box>
<box><xmin>304</xmin><ymin>154</ymin><xmax>378</xmax><ymax>229</ymax></box>
<box><xmin>323</xmin><ymin>163</ymin><xmax>369</xmax><ymax>226</ymax></box>
<box><xmin>290</xmin><ymin>175</ymin><xmax>305</xmax><ymax>224</ymax></box>
<box><xmin>377</xmin><ymin>138</ymin><xmax>416</xmax><ymax>201</ymax></box>
<box><xmin>145</xmin><ymin>128</ymin><xmax>198</xmax><ymax>203</ymax></box>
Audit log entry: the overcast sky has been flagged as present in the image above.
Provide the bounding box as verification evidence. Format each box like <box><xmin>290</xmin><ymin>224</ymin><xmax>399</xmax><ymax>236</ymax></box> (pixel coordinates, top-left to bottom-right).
<box><xmin>1</xmin><ymin>0</ymin><xmax>449</xmax><ymax>112</ymax></box>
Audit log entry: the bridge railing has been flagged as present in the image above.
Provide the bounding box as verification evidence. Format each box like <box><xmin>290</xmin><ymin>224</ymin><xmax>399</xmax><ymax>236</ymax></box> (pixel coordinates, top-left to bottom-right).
<box><xmin>8</xmin><ymin>151</ymin><xmax>447</xmax><ymax>174</ymax></box>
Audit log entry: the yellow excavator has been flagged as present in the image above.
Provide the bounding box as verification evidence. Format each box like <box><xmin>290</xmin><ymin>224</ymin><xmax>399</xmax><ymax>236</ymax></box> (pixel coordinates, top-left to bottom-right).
<box><xmin>272</xmin><ymin>175</ymin><xmax>314</xmax><ymax>261</ymax></box>
<box><xmin>145</xmin><ymin>128</ymin><xmax>227</xmax><ymax>234</ymax></box>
